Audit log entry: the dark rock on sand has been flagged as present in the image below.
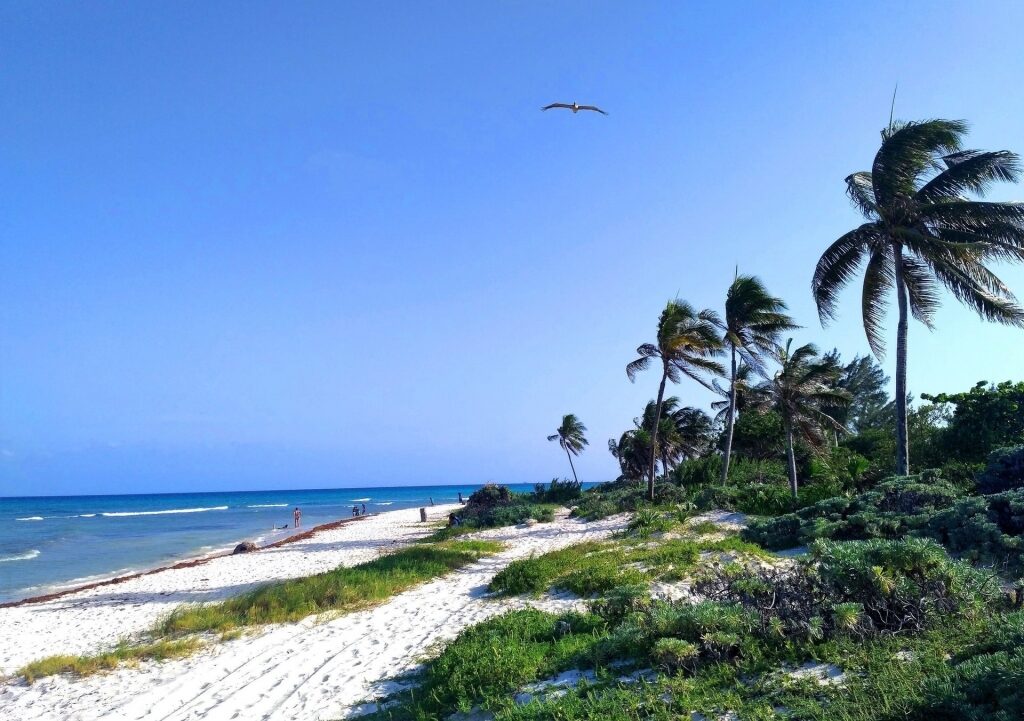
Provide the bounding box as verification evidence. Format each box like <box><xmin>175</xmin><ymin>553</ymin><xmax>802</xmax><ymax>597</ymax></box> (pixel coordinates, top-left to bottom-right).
<box><xmin>233</xmin><ymin>541</ymin><xmax>259</xmax><ymax>554</ymax></box>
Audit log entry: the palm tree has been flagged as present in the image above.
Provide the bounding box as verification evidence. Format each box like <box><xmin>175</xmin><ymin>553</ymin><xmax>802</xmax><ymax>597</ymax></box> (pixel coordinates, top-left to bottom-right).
<box><xmin>813</xmin><ymin>119</ymin><xmax>1024</xmax><ymax>474</ymax></box>
<box><xmin>752</xmin><ymin>340</ymin><xmax>851</xmax><ymax>498</ymax></box>
<box><xmin>718</xmin><ymin>274</ymin><xmax>798</xmax><ymax>482</ymax></box>
<box><xmin>711</xmin><ymin>360</ymin><xmax>755</xmax><ymax>425</ymax></box>
<box><xmin>637</xmin><ymin>397</ymin><xmax>684</xmax><ymax>476</ymax></box>
<box><xmin>668</xmin><ymin>405</ymin><xmax>715</xmax><ymax>462</ymax></box>
<box><xmin>608</xmin><ymin>429</ymin><xmax>650</xmax><ymax>482</ymax></box>
<box><xmin>547</xmin><ymin>414</ymin><xmax>588</xmax><ymax>484</ymax></box>
<box><xmin>627</xmin><ymin>300</ymin><xmax>724</xmax><ymax>500</ymax></box>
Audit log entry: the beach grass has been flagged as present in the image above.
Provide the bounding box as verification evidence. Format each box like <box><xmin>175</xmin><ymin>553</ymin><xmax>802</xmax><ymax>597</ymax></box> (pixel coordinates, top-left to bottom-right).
<box><xmin>17</xmin><ymin>538</ymin><xmax>503</xmax><ymax>683</ymax></box>
<box><xmin>159</xmin><ymin>539</ymin><xmax>503</xmax><ymax>636</ymax></box>
<box><xmin>19</xmin><ymin>638</ymin><xmax>202</xmax><ymax>683</ymax></box>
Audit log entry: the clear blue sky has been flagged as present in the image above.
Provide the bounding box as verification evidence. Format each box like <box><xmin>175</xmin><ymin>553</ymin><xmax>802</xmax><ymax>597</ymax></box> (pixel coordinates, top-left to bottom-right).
<box><xmin>2</xmin><ymin>2</ymin><xmax>1023</xmax><ymax>496</ymax></box>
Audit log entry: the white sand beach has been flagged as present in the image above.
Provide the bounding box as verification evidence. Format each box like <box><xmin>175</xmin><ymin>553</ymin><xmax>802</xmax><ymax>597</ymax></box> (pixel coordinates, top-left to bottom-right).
<box><xmin>0</xmin><ymin>505</ymin><xmax>628</xmax><ymax>721</ymax></box>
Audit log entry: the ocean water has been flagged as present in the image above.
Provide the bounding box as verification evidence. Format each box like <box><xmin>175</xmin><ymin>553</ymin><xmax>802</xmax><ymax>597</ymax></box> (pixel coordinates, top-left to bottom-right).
<box><xmin>0</xmin><ymin>483</ymin><xmax>597</xmax><ymax>604</ymax></box>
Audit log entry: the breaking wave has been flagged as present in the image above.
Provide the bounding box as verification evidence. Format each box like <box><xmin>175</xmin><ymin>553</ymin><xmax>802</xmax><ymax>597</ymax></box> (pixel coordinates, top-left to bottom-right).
<box><xmin>0</xmin><ymin>550</ymin><xmax>40</xmax><ymax>563</ymax></box>
<box><xmin>100</xmin><ymin>506</ymin><xmax>229</xmax><ymax>517</ymax></box>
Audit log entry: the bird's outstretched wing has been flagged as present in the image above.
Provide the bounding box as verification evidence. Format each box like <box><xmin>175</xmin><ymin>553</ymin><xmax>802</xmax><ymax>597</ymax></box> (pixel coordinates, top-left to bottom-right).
<box><xmin>578</xmin><ymin>105</ymin><xmax>608</xmax><ymax>115</ymax></box>
<box><xmin>541</xmin><ymin>103</ymin><xmax>573</xmax><ymax>111</ymax></box>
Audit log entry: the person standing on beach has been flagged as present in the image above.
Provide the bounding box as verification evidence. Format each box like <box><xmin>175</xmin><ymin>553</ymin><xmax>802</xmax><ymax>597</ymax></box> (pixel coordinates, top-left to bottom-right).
<box><xmin>361</xmin><ymin>503</ymin><xmax>367</xmax><ymax>515</ymax></box>
<box><xmin>293</xmin><ymin>507</ymin><xmax>301</xmax><ymax>528</ymax></box>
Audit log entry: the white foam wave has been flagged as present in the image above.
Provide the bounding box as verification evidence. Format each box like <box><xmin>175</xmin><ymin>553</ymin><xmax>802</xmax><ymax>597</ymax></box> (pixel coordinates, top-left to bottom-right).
<box><xmin>0</xmin><ymin>549</ymin><xmax>40</xmax><ymax>562</ymax></box>
<box><xmin>78</xmin><ymin>513</ymin><xmax>96</xmax><ymax>518</ymax></box>
<box><xmin>16</xmin><ymin>516</ymin><xmax>44</xmax><ymax>521</ymax></box>
<box><xmin>100</xmin><ymin>505</ymin><xmax>229</xmax><ymax>517</ymax></box>
<box><xmin>376</xmin><ymin>502</ymin><xmax>394</xmax><ymax>506</ymax></box>
<box><xmin>247</xmin><ymin>504</ymin><xmax>288</xmax><ymax>508</ymax></box>
<box><xmin>351</xmin><ymin>497</ymin><xmax>371</xmax><ymax>502</ymax></box>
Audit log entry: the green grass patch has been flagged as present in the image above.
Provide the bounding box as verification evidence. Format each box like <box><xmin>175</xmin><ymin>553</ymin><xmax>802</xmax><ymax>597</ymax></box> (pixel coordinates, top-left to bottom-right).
<box><xmin>19</xmin><ymin>638</ymin><xmax>202</xmax><ymax>683</ymax></box>
<box><xmin>488</xmin><ymin>535</ymin><xmax>767</xmax><ymax>598</ymax></box>
<box><xmin>161</xmin><ymin>539</ymin><xmax>502</xmax><ymax>636</ymax></box>
<box><xmin>689</xmin><ymin>520</ymin><xmax>720</xmax><ymax>535</ymax></box>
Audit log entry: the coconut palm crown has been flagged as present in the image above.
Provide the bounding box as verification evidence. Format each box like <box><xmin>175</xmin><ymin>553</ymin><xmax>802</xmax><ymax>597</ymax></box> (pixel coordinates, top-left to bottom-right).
<box><xmin>547</xmin><ymin>413</ymin><xmax>588</xmax><ymax>484</ymax></box>
<box><xmin>752</xmin><ymin>339</ymin><xmax>851</xmax><ymax>499</ymax></box>
<box><xmin>718</xmin><ymin>273</ymin><xmax>798</xmax><ymax>482</ymax></box>
<box><xmin>626</xmin><ymin>300</ymin><xmax>724</xmax><ymax>500</ymax></box>
<box><xmin>813</xmin><ymin>119</ymin><xmax>1024</xmax><ymax>475</ymax></box>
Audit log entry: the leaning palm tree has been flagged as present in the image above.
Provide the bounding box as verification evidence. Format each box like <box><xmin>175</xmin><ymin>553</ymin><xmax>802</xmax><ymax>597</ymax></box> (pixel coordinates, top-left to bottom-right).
<box><xmin>627</xmin><ymin>301</ymin><xmax>724</xmax><ymax>500</ymax></box>
<box><xmin>751</xmin><ymin>340</ymin><xmax>851</xmax><ymax>499</ymax></box>
<box><xmin>718</xmin><ymin>274</ymin><xmax>798</xmax><ymax>482</ymax></box>
<box><xmin>547</xmin><ymin>414</ymin><xmax>588</xmax><ymax>484</ymax></box>
<box><xmin>813</xmin><ymin>119</ymin><xmax>1024</xmax><ymax>474</ymax></box>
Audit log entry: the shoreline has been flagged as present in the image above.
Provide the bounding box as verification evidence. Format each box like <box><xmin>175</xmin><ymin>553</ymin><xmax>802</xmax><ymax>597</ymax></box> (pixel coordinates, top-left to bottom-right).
<box><xmin>0</xmin><ymin>509</ymin><xmax>631</xmax><ymax>720</ymax></box>
<box><xmin>0</xmin><ymin>513</ymin><xmax>376</xmax><ymax>610</ymax></box>
<box><xmin>0</xmin><ymin>503</ymin><xmax>462</xmax><ymax>677</ymax></box>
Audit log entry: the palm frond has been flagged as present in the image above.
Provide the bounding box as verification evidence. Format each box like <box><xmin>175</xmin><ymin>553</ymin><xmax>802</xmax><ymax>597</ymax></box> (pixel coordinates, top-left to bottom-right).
<box><xmin>872</xmin><ymin>120</ymin><xmax>966</xmax><ymax>206</ymax></box>
<box><xmin>845</xmin><ymin>171</ymin><xmax>878</xmax><ymax>218</ymax></box>
<box><xmin>860</xmin><ymin>245</ymin><xmax>894</xmax><ymax>358</ymax></box>
<box><xmin>900</xmin><ymin>253</ymin><xmax>940</xmax><ymax>328</ymax></box>
<box><xmin>916</xmin><ymin>150</ymin><xmax>1022</xmax><ymax>202</ymax></box>
<box><xmin>812</xmin><ymin>225</ymin><xmax>878</xmax><ymax>323</ymax></box>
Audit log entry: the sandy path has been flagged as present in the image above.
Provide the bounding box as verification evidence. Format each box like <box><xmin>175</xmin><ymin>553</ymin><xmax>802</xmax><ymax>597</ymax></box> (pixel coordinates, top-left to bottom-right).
<box><xmin>1</xmin><ymin>511</ymin><xmax>628</xmax><ymax>721</ymax></box>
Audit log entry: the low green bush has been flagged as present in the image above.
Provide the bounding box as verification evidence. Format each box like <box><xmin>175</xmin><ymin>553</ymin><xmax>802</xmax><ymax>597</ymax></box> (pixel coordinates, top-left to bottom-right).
<box><xmin>743</xmin><ymin>474</ymin><xmax>961</xmax><ymax>550</ymax></box>
<box><xmin>977</xmin><ymin>446</ymin><xmax>1024</xmax><ymax>494</ymax></box>
<box><xmin>745</xmin><ymin>473</ymin><xmax>1024</xmax><ymax>575</ymax></box>
<box><xmin>532</xmin><ymin>478</ymin><xmax>583</xmax><ymax>504</ymax></box>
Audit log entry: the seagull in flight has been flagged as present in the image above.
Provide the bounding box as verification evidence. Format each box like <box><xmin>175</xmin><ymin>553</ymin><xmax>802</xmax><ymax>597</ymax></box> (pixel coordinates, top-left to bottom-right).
<box><xmin>541</xmin><ymin>101</ymin><xmax>608</xmax><ymax>116</ymax></box>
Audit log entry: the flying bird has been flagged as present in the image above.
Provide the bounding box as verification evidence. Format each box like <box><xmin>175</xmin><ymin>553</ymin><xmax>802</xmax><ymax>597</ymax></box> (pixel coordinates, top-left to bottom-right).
<box><xmin>541</xmin><ymin>101</ymin><xmax>608</xmax><ymax>116</ymax></box>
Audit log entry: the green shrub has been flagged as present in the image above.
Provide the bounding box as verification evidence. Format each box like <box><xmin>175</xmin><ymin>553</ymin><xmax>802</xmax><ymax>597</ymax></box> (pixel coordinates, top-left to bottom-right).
<box><xmin>651</xmin><ymin>638</ymin><xmax>699</xmax><ymax>672</ymax></box>
<box><xmin>694</xmin><ymin>481</ymin><xmax>796</xmax><ymax>516</ymax></box>
<box><xmin>743</xmin><ymin>474</ymin><xmax>961</xmax><ymax>550</ymax></box>
<box><xmin>570</xmin><ymin>481</ymin><xmax>688</xmax><ymax>521</ymax></box>
<box><xmin>914</xmin><ymin>649</ymin><xmax>1024</xmax><ymax>720</ymax></box>
<box><xmin>625</xmin><ymin>508</ymin><xmax>674</xmax><ymax>537</ymax></box>
<box><xmin>977</xmin><ymin>446</ymin><xmax>1024</xmax><ymax>494</ymax></box>
<box><xmin>697</xmin><ymin>538</ymin><xmax>1000</xmax><ymax>642</ymax></box>
<box><xmin>533</xmin><ymin>478</ymin><xmax>583</xmax><ymax>504</ymax></box>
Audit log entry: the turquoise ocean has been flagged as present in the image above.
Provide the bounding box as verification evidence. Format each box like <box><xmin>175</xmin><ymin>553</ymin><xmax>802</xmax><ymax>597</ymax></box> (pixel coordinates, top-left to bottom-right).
<box><xmin>0</xmin><ymin>483</ymin><xmax>598</xmax><ymax>604</ymax></box>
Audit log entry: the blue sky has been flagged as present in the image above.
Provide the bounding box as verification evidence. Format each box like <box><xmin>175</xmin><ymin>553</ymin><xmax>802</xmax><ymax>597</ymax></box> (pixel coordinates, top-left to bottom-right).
<box><xmin>2</xmin><ymin>1</ymin><xmax>1023</xmax><ymax>496</ymax></box>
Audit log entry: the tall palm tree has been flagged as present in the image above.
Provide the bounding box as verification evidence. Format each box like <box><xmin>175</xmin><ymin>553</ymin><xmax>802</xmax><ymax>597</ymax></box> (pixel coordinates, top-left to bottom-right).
<box><xmin>627</xmin><ymin>300</ymin><xmax>724</xmax><ymax>500</ymax></box>
<box><xmin>547</xmin><ymin>414</ymin><xmax>588</xmax><ymax>484</ymax></box>
<box><xmin>718</xmin><ymin>274</ymin><xmax>798</xmax><ymax>482</ymax></box>
<box><xmin>813</xmin><ymin>119</ymin><xmax>1024</xmax><ymax>474</ymax></box>
<box><xmin>752</xmin><ymin>340</ymin><xmax>851</xmax><ymax>498</ymax></box>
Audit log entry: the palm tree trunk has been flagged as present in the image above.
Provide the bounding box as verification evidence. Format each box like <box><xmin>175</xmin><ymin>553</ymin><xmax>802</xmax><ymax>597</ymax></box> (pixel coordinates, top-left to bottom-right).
<box><xmin>893</xmin><ymin>245</ymin><xmax>910</xmax><ymax>476</ymax></box>
<box><xmin>720</xmin><ymin>346</ymin><xmax>738</xmax><ymax>483</ymax></box>
<box><xmin>784</xmin><ymin>421</ymin><xmax>799</xmax><ymax>500</ymax></box>
<box><xmin>564</xmin><ymin>446</ymin><xmax>579</xmax><ymax>484</ymax></box>
<box><xmin>648</xmin><ymin>370</ymin><xmax>668</xmax><ymax>502</ymax></box>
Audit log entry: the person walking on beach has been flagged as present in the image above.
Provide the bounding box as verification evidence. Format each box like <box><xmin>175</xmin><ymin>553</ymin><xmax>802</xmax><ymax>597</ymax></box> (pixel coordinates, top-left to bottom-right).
<box><xmin>293</xmin><ymin>507</ymin><xmax>302</xmax><ymax>528</ymax></box>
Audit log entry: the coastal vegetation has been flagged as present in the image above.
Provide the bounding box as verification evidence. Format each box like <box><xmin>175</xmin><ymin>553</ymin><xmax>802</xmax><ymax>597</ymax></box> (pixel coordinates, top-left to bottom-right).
<box><xmin>18</xmin><ymin>638</ymin><xmax>202</xmax><ymax>684</ymax></box>
<box><xmin>11</xmin><ymin>118</ymin><xmax>1024</xmax><ymax>721</ymax></box>
<box><xmin>16</xmin><ymin>537</ymin><xmax>503</xmax><ymax>682</ymax></box>
<box><xmin>363</xmin><ymin>117</ymin><xmax>1024</xmax><ymax>721</ymax></box>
